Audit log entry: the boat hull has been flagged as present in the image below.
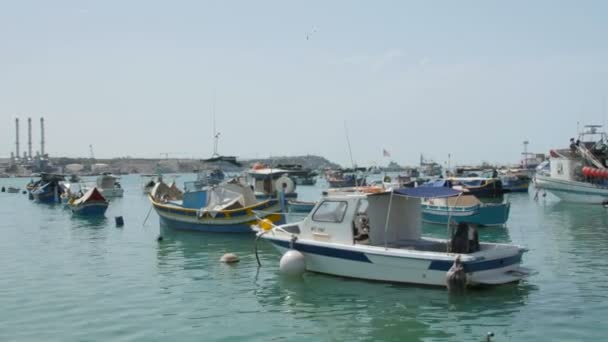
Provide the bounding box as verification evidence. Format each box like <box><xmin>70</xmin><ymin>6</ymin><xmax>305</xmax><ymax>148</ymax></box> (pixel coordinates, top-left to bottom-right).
<box><xmin>265</xmin><ymin>237</ymin><xmax>525</xmax><ymax>287</ymax></box>
<box><xmin>152</xmin><ymin>199</ymin><xmax>284</xmax><ymax>233</ymax></box>
<box><xmin>422</xmin><ymin>202</ymin><xmax>510</xmax><ymax>227</ymax></box>
<box><xmin>32</xmin><ymin>186</ymin><xmax>62</xmax><ymax>203</ymax></box>
<box><xmin>70</xmin><ymin>202</ymin><xmax>109</xmax><ymax>216</ymax></box>
<box><xmin>534</xmin><ymin>175</ymin><xmax>608</xmax><ymax>204</ymax></box>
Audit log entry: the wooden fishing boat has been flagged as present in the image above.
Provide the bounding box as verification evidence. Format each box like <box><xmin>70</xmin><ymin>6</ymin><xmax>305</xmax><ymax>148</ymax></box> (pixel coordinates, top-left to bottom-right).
<box><xmin>149</xmin><ymin>181</ymin><xmax>284</xmax><ymax>233</ymax></box>
<box><xmin>68</xmin><ymin>187</ymin><xmax>109</xmax><ymax>216</ymax></box>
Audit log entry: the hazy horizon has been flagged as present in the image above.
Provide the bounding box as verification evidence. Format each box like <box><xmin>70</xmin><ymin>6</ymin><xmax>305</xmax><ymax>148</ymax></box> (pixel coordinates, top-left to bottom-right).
<box><xmin>2</xmin><ymin>1</ymin><xmax>607</xmax><ymax>167</ymax></box>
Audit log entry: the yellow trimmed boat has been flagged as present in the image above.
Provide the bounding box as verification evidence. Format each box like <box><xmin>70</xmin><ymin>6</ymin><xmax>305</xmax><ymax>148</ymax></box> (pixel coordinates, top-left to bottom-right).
<box><xmin>149</xmin><ymin>181</ymin><xmax>284</xmax><ymax>233</ymax></box>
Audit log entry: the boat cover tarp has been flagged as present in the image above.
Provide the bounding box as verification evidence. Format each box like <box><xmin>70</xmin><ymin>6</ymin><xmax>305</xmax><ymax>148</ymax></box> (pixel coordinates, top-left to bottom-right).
<box><xmin>203</xmin><ymin>187</ymin><xmax>245</xmax><ymax>217</ymax></box>
<box><xmin>73</xmin><ymin>187</ymin><xmax>106</xmax><ymax>205</ymax></box>
<box><xmin>201</xmin><ymin>183</ymin><xmax>259</xmax><ymax>217</ymax></box>
<box><xmin>393</xmin><ymin>187</ymin><xmax>461</xmax><ymax>198</ymax></box>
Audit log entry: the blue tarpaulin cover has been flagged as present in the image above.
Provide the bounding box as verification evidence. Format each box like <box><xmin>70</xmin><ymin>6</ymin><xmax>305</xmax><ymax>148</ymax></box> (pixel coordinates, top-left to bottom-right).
<box><xmin>392</xmin><ymin>187</ymin><xmax>461</xmax><ymax>198</ymax></box>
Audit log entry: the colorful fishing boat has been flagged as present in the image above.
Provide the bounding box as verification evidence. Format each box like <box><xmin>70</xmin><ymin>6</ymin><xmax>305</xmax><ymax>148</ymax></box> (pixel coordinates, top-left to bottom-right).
<box><xmin>149</xmin><ymin>181</ymin><xmax>284</xmax><ymax>233</ymax></box>
<box><xmin>256</xmin><ymin>187</ymin><xmax>531</xmax><ymax>287</ymax></box>
<box><xmin>68</xmin><ymin>187</ymin><xmax>109</xmax><ymax>216</ymax></box>
<box><xmin>444</xmin><ymin>177</ymin><xmax>504</xmax><ymax>198</ymax></box>
<box><xmin>421</xmin><ymin>195</ymin><xmax>510</xmax><ymax>227</ymax></box>
<box><xmin>28</xmin><ymin>173</ymin><xmax>67</xmax><ymax>203</ymax></box>
<box><xmin>500</xmin><ymin>172</ymin><xmax>530</xmax><ymax>193</ymax></box>
<box><xmin>326</xmin><ymin>168</ymin><xmax>367</xmax><ymax>188</ymax></box>
<box><xmin>276</xmin><ymin>164</ymin><xmax>317</xmax><ymax>186</ymax></box>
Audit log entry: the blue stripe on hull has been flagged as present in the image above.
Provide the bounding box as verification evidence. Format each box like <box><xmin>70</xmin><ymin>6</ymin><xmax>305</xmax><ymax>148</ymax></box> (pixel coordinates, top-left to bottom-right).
<box><xmin>428</xmin><ymin>252</ymin><xmax>522</xmax><ymax>272</ymax></box>
<box><xmin>270</xmin><ymin>239</ymin><xmax>372</xmax><ymax>263</ymax></box>
<box><xmin>269</xmin><ymin>238</ymin><xmax>521</xmax><ymax>273</ymax></box>
<box><xmin>159</xmin><ymin>215</ymin><xmax>255</xmax><ymax>233</ymax></box>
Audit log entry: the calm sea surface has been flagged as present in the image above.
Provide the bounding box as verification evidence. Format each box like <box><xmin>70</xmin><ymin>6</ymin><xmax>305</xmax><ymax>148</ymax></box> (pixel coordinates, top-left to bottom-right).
<box><xmin>1</xmin><ymin>174</ymin><xmax>608</xmax><ymax>341</ymax></box>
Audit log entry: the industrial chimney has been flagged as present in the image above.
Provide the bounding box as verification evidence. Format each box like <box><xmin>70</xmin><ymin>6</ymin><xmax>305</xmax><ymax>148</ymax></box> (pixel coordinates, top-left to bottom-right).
<box><xmin>40</xmin><ymin>117</ymin><xmax>45</xmax><ymax>156</ymax></box>
<box><xmin>28</xmin><ymin>117</ymin><xmax>32</xmax><ymax>159</ymax></box>
<box><xmin>15</xmin><ymin>118</ymin><xmax>20</xmax><ymax>159</ymax></box>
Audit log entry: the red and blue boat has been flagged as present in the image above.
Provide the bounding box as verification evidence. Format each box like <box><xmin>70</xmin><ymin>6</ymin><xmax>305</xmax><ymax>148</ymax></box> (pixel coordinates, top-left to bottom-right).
<box><xmin>68</xmin><ymin>187</ymin><xmax>109</xmax><ymax>216</ymax></box>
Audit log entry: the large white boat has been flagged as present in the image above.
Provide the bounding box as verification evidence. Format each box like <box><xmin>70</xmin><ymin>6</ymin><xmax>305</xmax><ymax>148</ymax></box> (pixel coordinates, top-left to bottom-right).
<box><xmin>534</xmin><ymin>125</ymin><xmax>608</xmax><ymax>204</ymax></box>
<box><xmin>257</xmin><ymin>187</ymin><xmax>531</xmax><ymax>288</ymax></box>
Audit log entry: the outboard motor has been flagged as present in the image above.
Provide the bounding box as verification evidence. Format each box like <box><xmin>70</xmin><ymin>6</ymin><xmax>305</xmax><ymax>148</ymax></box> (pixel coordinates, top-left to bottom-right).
<box><xmin>446</xmin><ymin>255</ymin><xmax>466</xmax><ymax>292</ymax></box>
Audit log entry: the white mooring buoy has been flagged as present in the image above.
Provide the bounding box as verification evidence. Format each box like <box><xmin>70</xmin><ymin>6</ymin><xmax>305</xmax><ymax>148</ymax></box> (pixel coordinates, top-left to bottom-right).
<box><xmin>220</xmin><ymin>253</ymin><xmax>240</xmax><ymax>264</ymax></box>
<box><xmin>279</xmin><ymin>249</ymin><xmax>306</xmax><ymax>276</ymax></box>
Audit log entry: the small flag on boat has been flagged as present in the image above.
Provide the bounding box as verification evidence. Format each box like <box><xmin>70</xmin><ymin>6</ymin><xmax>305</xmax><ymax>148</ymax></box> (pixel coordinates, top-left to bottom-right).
<box><xmin>383</xmin><ymin>149</ymin><xmax>391</xmax><ymax>157</ymax></box>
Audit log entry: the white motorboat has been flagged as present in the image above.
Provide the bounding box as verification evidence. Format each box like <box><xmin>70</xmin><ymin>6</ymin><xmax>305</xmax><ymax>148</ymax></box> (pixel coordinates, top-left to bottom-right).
<box><xmin>534</xmin><ymin>125</ymin><xmax>608</xmax><ymax>204</ymax></box>
<box><xmin>257</xmin><ymin>187</ymin><xmax>531</xmax><ymax>288</ymax></box>
<box><xmin>95</xmin><ymin>173</ymin><xmax>124</xmax><ymax>198</ymax></box>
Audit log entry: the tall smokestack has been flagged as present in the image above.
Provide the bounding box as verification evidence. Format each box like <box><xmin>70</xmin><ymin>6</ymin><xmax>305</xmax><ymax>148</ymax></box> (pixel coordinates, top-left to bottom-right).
<box><xmin>15</xmin><ymin>118</ymin><xmax>20</xmax><ymax>159</ymax></box>
<box><xmin>40</xmin><ymin>117</ymin><xmax>45</xmax><ymax>156</ymax></box>
<box><xmin>28</xmin><ymin>117</ymin><xmax>32</xmax><ymax>159</ymax></box>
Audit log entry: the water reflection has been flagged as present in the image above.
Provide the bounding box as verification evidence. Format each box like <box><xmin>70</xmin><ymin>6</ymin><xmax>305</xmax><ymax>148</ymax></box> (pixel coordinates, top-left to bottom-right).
<box><xmin>254</xmin><ymin>268</ymin><xmax>534</xmax><ymax>342</ymax></box>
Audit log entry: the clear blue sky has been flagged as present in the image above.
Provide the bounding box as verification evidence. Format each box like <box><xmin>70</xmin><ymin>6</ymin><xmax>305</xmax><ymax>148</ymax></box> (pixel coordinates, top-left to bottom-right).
<box><xmin>1</xmin><ymin>1</ymin><xmax>607</xmax><ymax>167</ymax></box>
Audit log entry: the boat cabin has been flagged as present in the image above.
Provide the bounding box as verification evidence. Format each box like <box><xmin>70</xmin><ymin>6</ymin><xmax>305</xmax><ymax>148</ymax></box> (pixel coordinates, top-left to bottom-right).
<box><xmin>282</xmin><ymin>187</ymin><xmax>464</xmax><ymax>251</ymax></box>
<box><xmin>246</xmin><ymin>168</ymin><xmax>296</xmax><ymax>197</ymax></box>
<box><xmin>97</xmin><ymin>173</ymin><xmax>121</xmax><ymax>189</ymax></box>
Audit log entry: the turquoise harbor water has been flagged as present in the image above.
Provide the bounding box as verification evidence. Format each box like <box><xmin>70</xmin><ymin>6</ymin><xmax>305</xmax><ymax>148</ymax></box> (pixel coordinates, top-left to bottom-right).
<box><xmin>1</xmin><ymin>174</ymin><xmax>608</xmax><ymax>341</ymax></box>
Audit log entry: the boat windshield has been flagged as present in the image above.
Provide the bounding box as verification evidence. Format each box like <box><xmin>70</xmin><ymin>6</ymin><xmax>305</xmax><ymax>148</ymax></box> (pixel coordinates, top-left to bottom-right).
<box><xmin>312</xmin><ymin>201</ymin><xmax>348</xmax><ymax>223</ymax></box>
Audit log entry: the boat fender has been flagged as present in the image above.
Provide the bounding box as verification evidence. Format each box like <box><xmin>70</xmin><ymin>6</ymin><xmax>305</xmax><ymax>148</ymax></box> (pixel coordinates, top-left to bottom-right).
<box><xmin>1</xmin><ymin>186</ymin><xmax>4</xmax><ymax>192</ymax></box>
<box><xmin>220</xmin><ymin>253</ymin><xmax>240</xmax><ymax>264</ymax></box>
<box><xmin>279</xmin><ymin>249</ymin><xmax>306</xmax><ymax>276</ymax></box>
<box><xmin>445</xmin><ymin>255</ymin><xmax>466</xmax><ymax>292</ymax></box>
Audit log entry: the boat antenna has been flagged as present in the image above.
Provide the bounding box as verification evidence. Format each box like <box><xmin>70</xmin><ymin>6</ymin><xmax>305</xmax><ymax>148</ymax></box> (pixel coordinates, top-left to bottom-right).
<box><xmin>212</xmin><ymin>90</ymin><xmax>220</xmax><ymax>158</ymax></box>
<box><xmin>344</xmin><ymin>121</ymin><xmax>358</xmax><ymax>186</ymax></box>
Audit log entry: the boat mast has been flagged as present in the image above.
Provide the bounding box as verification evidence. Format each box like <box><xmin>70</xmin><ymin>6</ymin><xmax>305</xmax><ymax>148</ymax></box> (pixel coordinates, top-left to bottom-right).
<box><xmin>212</xmin><ymin>91</ymin><xmax>220</xmax><ymax>158</ymax></box>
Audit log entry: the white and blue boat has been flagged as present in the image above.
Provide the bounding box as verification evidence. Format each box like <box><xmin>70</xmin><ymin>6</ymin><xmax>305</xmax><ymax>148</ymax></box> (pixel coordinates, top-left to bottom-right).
<box><xmin>257</xmin><ymin>187</ymin><xmax>531</xmax><ymax>288</ymax></box>
<box><xmin>421</xmin><ymin>195</ymin><xmax>510</xmax><ymax>227</ymax></box>
<box><xmin>68</xmin><ymin>187</ymin><xmax>109</xmax><ymax>216</ymax></box>
<box><xmin>150</xmin><ymin>181</ymin><xmax>284</xmax><ymax>233</ymax></box>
